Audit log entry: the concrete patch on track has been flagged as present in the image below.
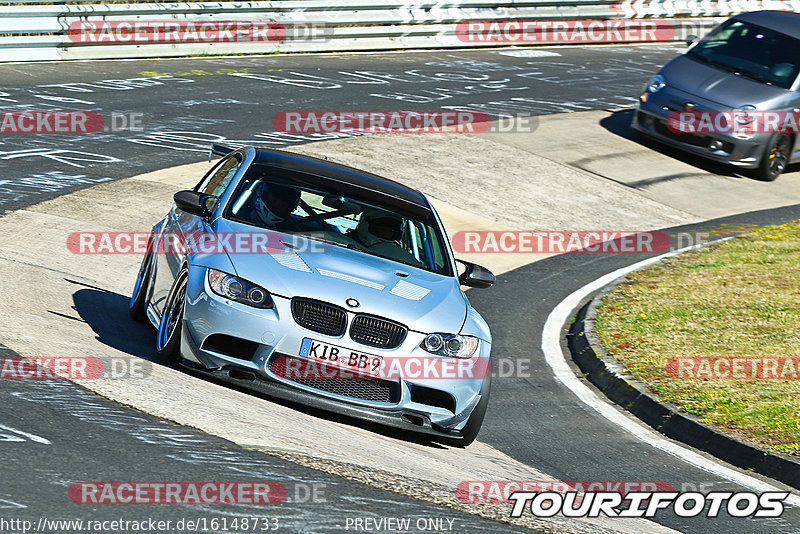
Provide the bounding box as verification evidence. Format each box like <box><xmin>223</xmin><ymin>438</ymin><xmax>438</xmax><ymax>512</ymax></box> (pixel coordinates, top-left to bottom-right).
<box><xmin>489</xmin><ymin>109</ymin><xmax>800</xmax><ymax>220</ymax></box>
<box><xmin>0</xmin><ymin>133</ymin><xmax>697</xmax><ymax>533</ymax></box>
<box><xmin>288</xmin><ymin>133</ymin><xmax>699</xmax><ymax>230</ymax></box>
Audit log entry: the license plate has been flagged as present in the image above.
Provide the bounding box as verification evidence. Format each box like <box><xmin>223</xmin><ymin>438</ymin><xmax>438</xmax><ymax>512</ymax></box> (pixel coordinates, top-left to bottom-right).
<box><xmin>299</xmin><ymin>338</ymin><xmax>383</xmax><ymax>377</ymax></box>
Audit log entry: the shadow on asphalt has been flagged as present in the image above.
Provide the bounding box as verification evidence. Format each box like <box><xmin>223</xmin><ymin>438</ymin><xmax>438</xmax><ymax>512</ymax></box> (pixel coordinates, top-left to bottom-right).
<box><xmin>599</xmin><ymin>109</ymin><xmax>800</xmax><ymax>180</ymax></box>
<box><xmin>69</xmin><ymin>282</ymin><xmax>452</xmax><ymax>450</ymax></box>
<box><xmin>68</xmin><ymin>282</ymin><xmax>158</xmax><ymax>362</ymax></box>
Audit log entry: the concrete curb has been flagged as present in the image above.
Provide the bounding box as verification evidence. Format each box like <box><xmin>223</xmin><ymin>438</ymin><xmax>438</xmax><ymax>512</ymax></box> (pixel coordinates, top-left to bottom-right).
<box><xmin>567</xmin><ymin>279</ymin><xmax>800</xmax><ymax>491</ymax></box>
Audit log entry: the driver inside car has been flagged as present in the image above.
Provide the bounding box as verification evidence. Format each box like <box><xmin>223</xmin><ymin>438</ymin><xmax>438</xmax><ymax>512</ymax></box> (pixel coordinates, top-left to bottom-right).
<box><xmin>349</xmin><ymin>208</ymin><xmax>423</xmax><ymax>266</ymax></box>
<box><xmin>248</xmin><ymin>182</ymin><xmax>301</xmax><ymax>229</ymax></box>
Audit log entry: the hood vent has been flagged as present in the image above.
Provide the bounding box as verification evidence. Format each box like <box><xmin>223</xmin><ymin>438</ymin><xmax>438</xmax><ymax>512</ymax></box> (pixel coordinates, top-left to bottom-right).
<box><xmin>390</xmin><ymin>280</ymin><xmax>430</xmax><ymax>301</ymax></box>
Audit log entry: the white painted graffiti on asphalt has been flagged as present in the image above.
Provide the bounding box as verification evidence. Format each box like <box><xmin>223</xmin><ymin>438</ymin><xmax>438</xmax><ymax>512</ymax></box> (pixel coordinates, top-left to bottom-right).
<box><xmin>228</xmin><ymin>68</ymin><xmax>512</xmax><ymax>88</ymax></box>
<box><xmin>36</xmin><ymin>76</ymin><xmax>194</xmax><ymax>94</ymax></box>
<box><xmin>0</xmin><ymin>171</ymin><xmax>112</xmax><ymax>207</ymax></box>
<box><xmin>0</xmin><ymin>497</ymin><xmax>27</xmax><ymax>509</ymax></box>
<box><xmin>0</xmin><ymin>148</ymin><xmax>121</xmax><ymax>167</ymax></box>
<box><xmin>126</xmin><ymin>130</ymin><xmax>362</xmax><ymax>152</ymax></box>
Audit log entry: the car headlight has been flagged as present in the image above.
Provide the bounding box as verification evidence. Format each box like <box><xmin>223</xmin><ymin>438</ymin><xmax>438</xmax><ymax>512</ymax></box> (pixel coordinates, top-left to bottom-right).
<box><xmin>207</xmin><ymin>269</ymin><xmax>273</xmax><ymax>309</ymax></box>
<box><xmin>421</xmin><ymin>333</ymin><xmax>479</xmax><ymax>358</ymax></box>
<box><xmin>645</xmin><ymin>74</ymin><xmax>666</xmax><ymax>93</ymax></box>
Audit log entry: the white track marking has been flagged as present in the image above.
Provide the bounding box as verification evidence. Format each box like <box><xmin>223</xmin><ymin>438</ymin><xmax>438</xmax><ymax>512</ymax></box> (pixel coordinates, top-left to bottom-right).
<box><xmin>541</xmin><ymin>239</ymin><xmax>800</xmax><ymax>506</ymax></box>
<box><xmin>497</xmin><ymin>50</ymin><xmax>562</xmax><ymax>58</ymax></box>
<box><xmin>0</xmin><ymin>423</ymin><xmax>51</xmax><ymax>444</ymax></box>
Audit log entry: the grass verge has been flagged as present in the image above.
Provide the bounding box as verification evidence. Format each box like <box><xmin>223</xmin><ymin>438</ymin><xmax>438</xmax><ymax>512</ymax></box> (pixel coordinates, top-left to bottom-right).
<box><xmin>595</xmin><ymin>220</ymin><xmax>800</xmax><ymax>456</ymax></box>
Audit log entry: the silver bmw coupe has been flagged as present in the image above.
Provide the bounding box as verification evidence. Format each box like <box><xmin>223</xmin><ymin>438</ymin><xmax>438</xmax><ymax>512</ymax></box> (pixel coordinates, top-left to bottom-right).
<box><xmin>130</xmin><ymin>145</ymin><xmax>495</xmax><ymax>445</ymax></box>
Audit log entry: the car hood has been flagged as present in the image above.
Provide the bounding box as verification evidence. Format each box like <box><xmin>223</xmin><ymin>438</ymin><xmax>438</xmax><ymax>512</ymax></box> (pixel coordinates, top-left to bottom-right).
<box><xmin>214</xmin><ymin>219</ymin><xmax>468</xmax><ymax>334</ymax></box>
<box><xmin>661</xmin><ymin>55</ymin><xmax>789</xmax><ymax>108</ymax></box>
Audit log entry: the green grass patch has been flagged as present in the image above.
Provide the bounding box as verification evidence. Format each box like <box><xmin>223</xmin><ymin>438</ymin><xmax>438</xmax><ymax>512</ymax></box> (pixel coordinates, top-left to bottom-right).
<box><xmin>595</xmin><ymin>220</ymin><xmax>800</xmax><ymax>456</ymax></box>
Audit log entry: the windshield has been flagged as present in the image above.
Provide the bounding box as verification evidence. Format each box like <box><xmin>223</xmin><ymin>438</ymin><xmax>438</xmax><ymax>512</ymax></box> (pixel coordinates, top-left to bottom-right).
<box><xmin>687</xmin><ymin>19</ymin><xmax>800</xmax><ymax>89</ymax></box>
<box><xmin>223</xmin><ymin>163</ymin><xmax>453</xmax><ymax>276</ymax></box>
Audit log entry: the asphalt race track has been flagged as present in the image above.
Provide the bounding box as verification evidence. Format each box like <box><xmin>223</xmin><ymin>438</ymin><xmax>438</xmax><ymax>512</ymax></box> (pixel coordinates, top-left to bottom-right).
<box><xmin>472</xmin><ymin>207</ymin><xmax>800</xmax><ymax>534</ymax></box>
<box><xmin>0</xmin><ymin>45</ymin><xmax>680</xmax><ymax>214</ymax></box>
<box><xmin>2</xmin><ymin>45</ymin><xmax>800</xmax><ymax>534</ymax></box>
<box><xmin>0</xmin><ymin>344</ymin><xmax>528</xmax><ymax>534</ymax></box>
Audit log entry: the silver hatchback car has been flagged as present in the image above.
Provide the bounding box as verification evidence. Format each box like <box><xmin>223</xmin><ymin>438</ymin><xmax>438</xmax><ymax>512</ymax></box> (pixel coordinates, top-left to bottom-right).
<box><xmin>633</xmin><ymin>10</ymin><xmax>800</xmax><ymax>180</ymax></box>
<box><xmin>129</xmin><ymin>145</ymin><xmax>495</xmax><ymax>445</ymax></box>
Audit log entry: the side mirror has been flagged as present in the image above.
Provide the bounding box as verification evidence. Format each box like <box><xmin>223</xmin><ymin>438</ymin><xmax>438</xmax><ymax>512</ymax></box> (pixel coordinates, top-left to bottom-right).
<box><xmin>456</xmin><ymin>260</ymin><xmax>495</xmax><ymax>289</ymax></box>
<box><xmin>685</xmin><ymin>34</ymin><xmax>698</xmax><ymax>47</ymax></box>
<box><xmin>174</xmin><ymin>190</ymin><xmax>216</xmax><ymax>218</ymax></box>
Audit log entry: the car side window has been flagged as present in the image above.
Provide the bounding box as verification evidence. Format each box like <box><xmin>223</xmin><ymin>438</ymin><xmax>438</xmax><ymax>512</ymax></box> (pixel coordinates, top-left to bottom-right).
<box><xmin>196</xmin><ymin>156</ymin><xmax>241</xmax><ymax>198</ymax></box>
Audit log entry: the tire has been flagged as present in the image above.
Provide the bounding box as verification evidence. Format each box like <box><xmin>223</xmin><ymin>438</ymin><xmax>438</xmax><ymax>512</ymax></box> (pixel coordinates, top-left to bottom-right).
<box><xmin>129</xmin><ymin>247</ymin><xmax>154</xmax><ymax>322</ymax></box>
<box><xmin>455</xmin><ymin>358</ymin><xmax>492</xmax><ymax>447</ymax></box>
<box><xmin>756</xmin><ymin>133</ymin><xmax>791</xmax><ymax>181</ymax></box>
<box><xmin>458</xmin><ymin>393</ymin><xmax>490</xmax><ymax>447</ymax></box>
<box><xmin>155</xmin><ymin>269</ymin><xmax>188</xmax><ymax>365</ymax></box>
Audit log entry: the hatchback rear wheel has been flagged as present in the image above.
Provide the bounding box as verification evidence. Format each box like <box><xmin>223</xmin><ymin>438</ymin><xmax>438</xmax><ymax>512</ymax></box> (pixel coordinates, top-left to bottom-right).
<box><xmin>756</xmin><ymin>134</ymin><xmax>791</xmax><ymax>181</ymax></box>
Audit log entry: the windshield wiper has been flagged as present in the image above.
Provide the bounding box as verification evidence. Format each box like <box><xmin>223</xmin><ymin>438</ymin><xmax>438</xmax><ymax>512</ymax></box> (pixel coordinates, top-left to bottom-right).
<box><xmin>287</xmin><ymin>232</ymin><xmax>429</xmax><ymax>270</ymax></box>
<box><xmin>282</xmin><ymin>231</ymin><xmax>361</xmax><ymax>251</ymax></box>
<box><xmin>704</xmin><ymin>58</ymin><xmax>737</xmax><ymax>74</ymax></box>
<box><xmin>687</xmin><ymin>50</ymin><xmax>712</xmax><ymax>65</ymax></box>
<box><xmin>733</xmin><ymin>69</ymin><xmax>773</xmax><ymax>85</ymax></box>
<box><xmin>275</xmin><ymin>228</ymin><xmax>434</xmax><ymax>272</ymax></box>
<box><xmin>688</xmin><ymin>51</ymin><xmax>736</xmax><ymax>72</ymax></box>
<box><xmin>689</xmin><ymin>51</ymin><xmax>774</xmax><ymax>85</ymax></box>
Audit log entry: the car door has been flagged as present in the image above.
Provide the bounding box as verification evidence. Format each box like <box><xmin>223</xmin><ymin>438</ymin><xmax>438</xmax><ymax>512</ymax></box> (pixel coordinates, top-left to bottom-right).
<box><xmin>150</xmin><ymin>154</ymin><xmax>242</xmax><ymax>317</ymax></box>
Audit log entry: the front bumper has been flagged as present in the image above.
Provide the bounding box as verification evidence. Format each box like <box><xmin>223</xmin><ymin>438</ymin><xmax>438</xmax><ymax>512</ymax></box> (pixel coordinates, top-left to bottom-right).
<box><xmin>633</xmin><ymin>87</ymin><xmax>769</xmax><ymax>169</ymax></box>
<box><xmin>178</xmin><ymin>266</ymin><xmax>490</xmax><ymax>439</ymax></box>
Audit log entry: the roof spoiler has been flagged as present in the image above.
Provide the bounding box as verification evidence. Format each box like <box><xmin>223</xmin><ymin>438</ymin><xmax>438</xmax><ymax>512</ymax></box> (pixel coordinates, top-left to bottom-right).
<box><xmin>208</xmin><ymin>143</ymin><xmax>236</xmax><ymax>161</ymax></box>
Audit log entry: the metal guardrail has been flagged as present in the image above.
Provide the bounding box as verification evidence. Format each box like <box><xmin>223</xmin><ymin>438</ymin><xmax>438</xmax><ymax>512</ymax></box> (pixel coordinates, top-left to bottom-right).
<box><xmin>0</xmin><ymin>0</ymin><xmax>791</xmax><ymax>62</ymax></box>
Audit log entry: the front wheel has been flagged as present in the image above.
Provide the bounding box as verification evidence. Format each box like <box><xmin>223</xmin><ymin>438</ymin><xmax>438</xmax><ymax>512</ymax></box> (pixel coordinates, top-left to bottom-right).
<box><xmin>756</xmin><ymin>134</ymin><xmax>791</xmax><ymax>181</ymax></box>
<box><xmin>454</xmin><ymin>359</ymin><xmax>492</xmax><ymax>447</ymax></box>
<box><xmin>458</xmin><ymin>390</ymin><xmax>490</xmax><ymax>447</ymax></box>
<box><xmin>155</xmin><ymin>269</ymin><xmax>188</xmax><ymax>364</ymax></box>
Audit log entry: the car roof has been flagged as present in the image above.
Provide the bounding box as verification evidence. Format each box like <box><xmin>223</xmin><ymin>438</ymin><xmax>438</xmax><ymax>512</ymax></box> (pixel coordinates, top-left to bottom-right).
<box><xmin>250</xmin><ymin>147</ymin><xmax>429</xmax><ymax>210</ymax></box>
<box><xmin>733</xmin><ymin>10</ymin><xmax>800</xmax><ymax>39</ymax></box>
